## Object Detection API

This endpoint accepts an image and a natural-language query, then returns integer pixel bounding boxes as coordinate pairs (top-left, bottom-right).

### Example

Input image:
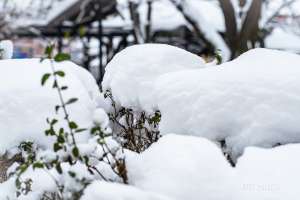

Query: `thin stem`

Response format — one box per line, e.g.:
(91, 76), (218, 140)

(49, 59), (77, 148)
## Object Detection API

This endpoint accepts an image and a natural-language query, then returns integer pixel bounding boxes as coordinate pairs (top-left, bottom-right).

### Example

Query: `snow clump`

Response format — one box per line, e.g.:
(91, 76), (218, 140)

(103, 45), (300, 159)
(0, 59), (101, 154)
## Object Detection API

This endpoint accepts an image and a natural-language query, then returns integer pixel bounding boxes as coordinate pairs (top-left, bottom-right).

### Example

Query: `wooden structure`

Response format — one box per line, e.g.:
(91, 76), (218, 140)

(16, 0), (135, 83)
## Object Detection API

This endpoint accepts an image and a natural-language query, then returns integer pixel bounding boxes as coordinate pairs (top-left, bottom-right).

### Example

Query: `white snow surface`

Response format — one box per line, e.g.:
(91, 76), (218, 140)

(2, 133), (300, 200)
(93, 108), (110, 128)
(81, 181), (172, 200)
(102, 44), (206, 111)
(127, 134), (236, 200)
(0, 167), (57, 200)
(0, 59), (101, 154)
(104, 45), (300, 158)
(115, 0), (224, 32)
(155, 48), (300, 159)
(235, 144), (300, 200)
(2, 0), (78, 27)
(126, 134), (300, 200)
(266, 28), (300, 52)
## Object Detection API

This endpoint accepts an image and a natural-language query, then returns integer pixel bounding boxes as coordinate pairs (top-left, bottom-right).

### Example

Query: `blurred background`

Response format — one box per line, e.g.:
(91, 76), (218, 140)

(1, 0), (300, 82)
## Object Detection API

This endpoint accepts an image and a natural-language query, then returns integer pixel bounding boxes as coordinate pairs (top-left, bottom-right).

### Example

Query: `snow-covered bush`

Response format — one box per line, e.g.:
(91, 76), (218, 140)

(2, 42), (300, 200)
(0, 45), (127, 200)
(102, 44), (206, 152)
(104, 90), (161, 153)
(103, 44), (300, 162)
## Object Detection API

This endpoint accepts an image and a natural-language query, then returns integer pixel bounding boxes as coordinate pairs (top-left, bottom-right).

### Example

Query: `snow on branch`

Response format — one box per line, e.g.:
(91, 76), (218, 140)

(169, 0), (230, 61)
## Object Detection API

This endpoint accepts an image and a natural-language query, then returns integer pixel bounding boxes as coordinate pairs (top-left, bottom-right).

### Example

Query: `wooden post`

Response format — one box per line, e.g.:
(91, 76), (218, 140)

(145, 0), (153, 43)
(57, 26), (63, 53)
(98, 3), (104, 83)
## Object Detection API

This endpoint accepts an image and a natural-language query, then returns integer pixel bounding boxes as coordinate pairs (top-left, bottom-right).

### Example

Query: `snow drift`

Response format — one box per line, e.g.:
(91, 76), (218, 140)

(127, 134), (236, 200)
(0, 59), (101, 154)
(127, 134), (300, 200)
(104, 44), (300, 159)
(102, 43), (206, 111)
(81, 181), (172, 200)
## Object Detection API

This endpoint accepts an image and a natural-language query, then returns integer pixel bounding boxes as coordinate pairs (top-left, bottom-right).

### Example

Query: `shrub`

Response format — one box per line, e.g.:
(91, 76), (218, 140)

(105, 90), (161, 153)
(10, 45), (127, 200)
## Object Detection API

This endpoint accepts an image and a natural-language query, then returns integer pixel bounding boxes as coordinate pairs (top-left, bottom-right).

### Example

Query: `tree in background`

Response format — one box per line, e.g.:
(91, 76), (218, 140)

(1, 0), (300, 60)
(171, 0), (300, 59)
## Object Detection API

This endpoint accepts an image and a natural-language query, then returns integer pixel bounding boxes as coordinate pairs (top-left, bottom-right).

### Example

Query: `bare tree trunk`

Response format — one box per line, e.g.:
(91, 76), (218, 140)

(129, 1), (144, 44)
(238, 0), (262, 54)
(218, 0), (238, 58)
(145, 0), (153, 43)
(218, 0), (262, 58)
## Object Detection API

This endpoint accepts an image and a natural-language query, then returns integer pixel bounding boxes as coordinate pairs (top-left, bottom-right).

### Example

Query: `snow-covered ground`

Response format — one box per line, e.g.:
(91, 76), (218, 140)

(127, 134), (300, 200)
(1, 44), (300, 199)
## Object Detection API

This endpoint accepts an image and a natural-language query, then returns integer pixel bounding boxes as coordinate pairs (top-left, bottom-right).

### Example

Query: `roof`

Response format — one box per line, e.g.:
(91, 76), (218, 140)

(5, 0), (117, 28)
(48, 0), (118, 27)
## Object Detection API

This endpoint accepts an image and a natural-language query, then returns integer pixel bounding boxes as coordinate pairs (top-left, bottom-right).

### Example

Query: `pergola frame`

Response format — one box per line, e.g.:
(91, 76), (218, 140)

(15, 0), (135, 83)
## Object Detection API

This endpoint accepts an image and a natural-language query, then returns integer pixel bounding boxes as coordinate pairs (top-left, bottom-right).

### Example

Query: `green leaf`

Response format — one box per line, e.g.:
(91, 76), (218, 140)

(79, 26), (87, 37)
(45, 130), (50, 136)
(53, 143), (62, 152)
(55, 105), (60, 113)
(59, 128), (64, 134)
(33, 162), (44, 169)
(45, 128), (55, 136)
(54, 53), (71, 62)
(54, 70), (65, 77)
(66, 98), (78, 105)
(19, 164), (29, 174)
(41, 73), (51, 86)
(83, 155), (89, 164)
(75, 128), (87, 133)
(45, 44), (54, 59)
(57, 133), (65, 143)
(91, 127), (99, 135)
(51, 119), (58, 125)
(15, 178), (21, 188)
(55, 163), (63, 174)
(72, 147), (79, 157)
(69, 121), (78, 129)
(61, 86), (68, 90)
(68, 171), (76, 178)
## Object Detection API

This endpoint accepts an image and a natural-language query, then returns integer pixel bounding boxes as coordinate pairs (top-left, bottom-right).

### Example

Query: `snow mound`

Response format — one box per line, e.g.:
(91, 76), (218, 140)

(127, 134), (236, 200)
(102, 44), (206, 111)
(154, 48), (300, 159)
(81, 181), (172, 200)
(0, 167), (57, 200)
(126, 134), (300, 200)
(104, 45), (300, 159)
(236, 144), (300, 200)
(0, 59), (101, 154)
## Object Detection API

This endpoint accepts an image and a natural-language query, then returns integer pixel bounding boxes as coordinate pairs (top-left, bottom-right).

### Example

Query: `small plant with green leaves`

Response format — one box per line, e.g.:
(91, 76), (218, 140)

(11, 44), (127, 200)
